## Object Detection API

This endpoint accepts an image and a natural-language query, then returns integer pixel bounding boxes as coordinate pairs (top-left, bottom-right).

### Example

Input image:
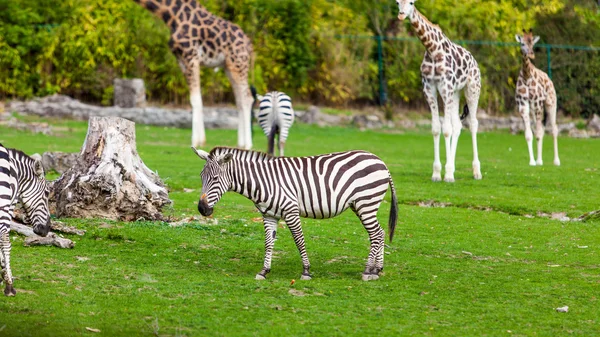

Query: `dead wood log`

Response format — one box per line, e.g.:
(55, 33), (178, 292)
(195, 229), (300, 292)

(10, 221), (75, 249)
(51, 116), (171, 221)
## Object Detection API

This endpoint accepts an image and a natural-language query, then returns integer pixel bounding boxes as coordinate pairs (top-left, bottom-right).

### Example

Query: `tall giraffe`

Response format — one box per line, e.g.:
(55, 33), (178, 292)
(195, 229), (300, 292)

(134, 0), (254, 149)
(396, 0), (482, 182)
(515, 29), (560, 166)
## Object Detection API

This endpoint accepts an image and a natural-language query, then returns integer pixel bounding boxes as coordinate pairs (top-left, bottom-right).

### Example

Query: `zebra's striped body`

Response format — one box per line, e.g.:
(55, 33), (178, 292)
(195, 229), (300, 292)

(192, 146), (398, 281)
(0, 144), (51, 296)
(255, 91), (294, 156)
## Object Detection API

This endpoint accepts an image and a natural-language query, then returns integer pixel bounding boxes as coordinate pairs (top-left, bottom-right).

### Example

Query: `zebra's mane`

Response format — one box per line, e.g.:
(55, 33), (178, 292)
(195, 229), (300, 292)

(210, 147), (274, 162)
(6, 147), (35, 165)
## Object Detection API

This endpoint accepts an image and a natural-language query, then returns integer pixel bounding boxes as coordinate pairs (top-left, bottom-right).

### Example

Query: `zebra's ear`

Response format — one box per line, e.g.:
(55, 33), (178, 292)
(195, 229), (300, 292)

(217, 153), (233, 165)
(191, 147), (210, 161)
(34, 159), (45, 177)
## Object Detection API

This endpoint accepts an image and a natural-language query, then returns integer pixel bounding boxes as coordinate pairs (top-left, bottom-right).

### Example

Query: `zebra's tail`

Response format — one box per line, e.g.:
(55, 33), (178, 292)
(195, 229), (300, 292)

(388, 173), (398, 243)
(250, 85), (258, 136)
(267, 121), (279, 155)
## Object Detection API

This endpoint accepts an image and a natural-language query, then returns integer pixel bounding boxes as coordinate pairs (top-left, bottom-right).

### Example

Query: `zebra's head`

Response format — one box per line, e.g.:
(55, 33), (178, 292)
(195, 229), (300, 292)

(21, 158), (51, 237)
(191, 147), (234, 217)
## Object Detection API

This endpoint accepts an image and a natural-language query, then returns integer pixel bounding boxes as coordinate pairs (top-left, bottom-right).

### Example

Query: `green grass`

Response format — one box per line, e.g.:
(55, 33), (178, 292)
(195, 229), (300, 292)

(0, 117), (599, 336)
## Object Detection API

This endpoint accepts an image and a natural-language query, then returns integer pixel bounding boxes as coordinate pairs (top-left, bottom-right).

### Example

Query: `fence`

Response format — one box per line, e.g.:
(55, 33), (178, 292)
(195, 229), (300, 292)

(335, 34), (600, 116)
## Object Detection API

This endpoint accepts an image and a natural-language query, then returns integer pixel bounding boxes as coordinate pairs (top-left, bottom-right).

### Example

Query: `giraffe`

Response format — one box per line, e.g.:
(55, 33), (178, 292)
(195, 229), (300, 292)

(134, 0), (254, 149)
(396, 0), (482, 182)
(515, 29), (560, 166)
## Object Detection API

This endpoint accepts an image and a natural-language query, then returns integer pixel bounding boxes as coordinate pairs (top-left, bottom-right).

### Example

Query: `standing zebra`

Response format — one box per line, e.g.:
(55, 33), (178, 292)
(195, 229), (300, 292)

(255, 91), (295, 156)
(0, 144), (51, 296)
(191, 146), (398, 281)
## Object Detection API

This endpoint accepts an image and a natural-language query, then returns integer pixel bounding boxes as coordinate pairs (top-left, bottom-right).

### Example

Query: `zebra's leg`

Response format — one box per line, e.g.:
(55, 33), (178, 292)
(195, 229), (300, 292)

(278, 141), (285, 157)
(284, 212), (311, 280)
(0, 230), (16, 296)
(256, 216), (278, 280)
(352, 204), (385, 281)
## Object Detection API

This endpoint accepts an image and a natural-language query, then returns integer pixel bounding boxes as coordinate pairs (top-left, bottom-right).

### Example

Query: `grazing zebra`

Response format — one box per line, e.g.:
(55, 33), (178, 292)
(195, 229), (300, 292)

(255, 91), (295, 156)
(191, 146), (398, 281)
(0, 144), (51, 296)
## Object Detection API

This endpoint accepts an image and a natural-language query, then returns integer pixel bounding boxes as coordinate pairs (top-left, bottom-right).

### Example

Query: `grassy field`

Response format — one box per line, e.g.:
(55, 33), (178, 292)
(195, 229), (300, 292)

(0, 115), (599, 336)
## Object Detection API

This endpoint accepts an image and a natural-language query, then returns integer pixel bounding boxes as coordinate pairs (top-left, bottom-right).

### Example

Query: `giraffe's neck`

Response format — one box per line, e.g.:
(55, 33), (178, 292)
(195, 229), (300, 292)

(135, 0), (209, 33)
(521, 53), (535, 80)
(409, 8), (448, 55)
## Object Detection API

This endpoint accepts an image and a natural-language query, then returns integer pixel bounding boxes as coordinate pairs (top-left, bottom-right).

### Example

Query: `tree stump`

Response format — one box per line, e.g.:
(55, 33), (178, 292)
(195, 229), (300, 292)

(52, 116), (171, 221)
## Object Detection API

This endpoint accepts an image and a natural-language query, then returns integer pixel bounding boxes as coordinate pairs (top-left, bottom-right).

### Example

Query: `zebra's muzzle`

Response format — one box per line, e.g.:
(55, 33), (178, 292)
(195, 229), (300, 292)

(33, 219), (50, 237)
(198, 199), (213, 217)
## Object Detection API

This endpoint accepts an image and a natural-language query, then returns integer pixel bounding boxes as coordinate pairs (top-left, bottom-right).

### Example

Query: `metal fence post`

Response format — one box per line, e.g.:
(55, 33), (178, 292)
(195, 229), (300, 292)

(546, 46), (552, 79)
(376, 35), (387, 106)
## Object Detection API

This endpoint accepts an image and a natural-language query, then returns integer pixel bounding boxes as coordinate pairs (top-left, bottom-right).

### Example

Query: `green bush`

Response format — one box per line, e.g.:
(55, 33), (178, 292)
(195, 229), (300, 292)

(0, 0), (597, 116)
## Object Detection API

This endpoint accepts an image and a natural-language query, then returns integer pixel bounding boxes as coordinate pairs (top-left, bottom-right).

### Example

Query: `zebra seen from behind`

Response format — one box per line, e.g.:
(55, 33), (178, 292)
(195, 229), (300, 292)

(255, 91), (295, 156)
(0, 144), (51, 296)
(191, 146), (398, 281)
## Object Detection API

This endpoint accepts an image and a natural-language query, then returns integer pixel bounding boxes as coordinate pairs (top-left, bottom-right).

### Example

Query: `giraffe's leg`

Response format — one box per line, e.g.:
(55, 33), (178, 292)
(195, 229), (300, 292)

(284, 211), (311, 280)
(1, 230), (16, 296)
(519, 102), (536, 166)
(534, 107), (544, 166)
(183, 60), (205, 148)
(440, 89), (459, 182)
(448, 92), (462, 182)
(423, 81), (442, 181)
(256, 216), (278, 280)
(466, 77), (482, 180)
(225, 66), (253, 149)
(546, 98), (560, 166)
(351, 201), (385, 281)
(278, 141), (285, 157)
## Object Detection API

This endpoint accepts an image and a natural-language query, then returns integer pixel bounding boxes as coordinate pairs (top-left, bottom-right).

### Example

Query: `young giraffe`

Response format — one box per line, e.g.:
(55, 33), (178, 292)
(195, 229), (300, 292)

(515, 29), (560, 166)
(396, 0), (482, 182)
(134, 0), (254, 149)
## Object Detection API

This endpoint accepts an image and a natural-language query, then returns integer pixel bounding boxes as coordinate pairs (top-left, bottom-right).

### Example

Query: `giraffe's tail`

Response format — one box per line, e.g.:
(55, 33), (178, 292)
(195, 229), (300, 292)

(460, 104), (469, 121)
(387, 172), (398, 243)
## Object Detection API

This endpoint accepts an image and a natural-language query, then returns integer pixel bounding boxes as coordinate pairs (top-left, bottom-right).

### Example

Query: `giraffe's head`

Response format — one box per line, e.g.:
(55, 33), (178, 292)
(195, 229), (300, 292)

(396, 0), (417, 21)
(191, 147), (234, 217)
(515, 29), (540, 60)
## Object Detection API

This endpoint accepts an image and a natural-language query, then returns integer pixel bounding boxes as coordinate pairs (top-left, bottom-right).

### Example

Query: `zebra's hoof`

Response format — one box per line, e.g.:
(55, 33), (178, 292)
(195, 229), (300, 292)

(4, 285), (16, 296)
(300, 274), (312, 281)
(255, 274), (266, 281)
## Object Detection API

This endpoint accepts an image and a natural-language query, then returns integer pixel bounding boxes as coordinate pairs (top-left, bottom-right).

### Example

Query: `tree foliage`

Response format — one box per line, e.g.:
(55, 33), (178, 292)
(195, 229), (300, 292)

(0, 0), (597, 116)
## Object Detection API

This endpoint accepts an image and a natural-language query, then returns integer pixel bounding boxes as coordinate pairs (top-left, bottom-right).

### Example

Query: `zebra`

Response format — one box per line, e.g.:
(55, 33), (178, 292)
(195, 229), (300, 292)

(191, 146), (398, 281)
(254, 91), (295, 156)
(0, 144), (51, 296)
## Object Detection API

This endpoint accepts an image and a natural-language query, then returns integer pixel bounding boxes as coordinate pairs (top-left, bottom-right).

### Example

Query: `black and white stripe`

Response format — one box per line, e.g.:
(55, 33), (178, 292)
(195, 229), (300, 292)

(0, 144), (51, 296)
(192, 146), (398, 281)
(255, 91), (295, 156)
